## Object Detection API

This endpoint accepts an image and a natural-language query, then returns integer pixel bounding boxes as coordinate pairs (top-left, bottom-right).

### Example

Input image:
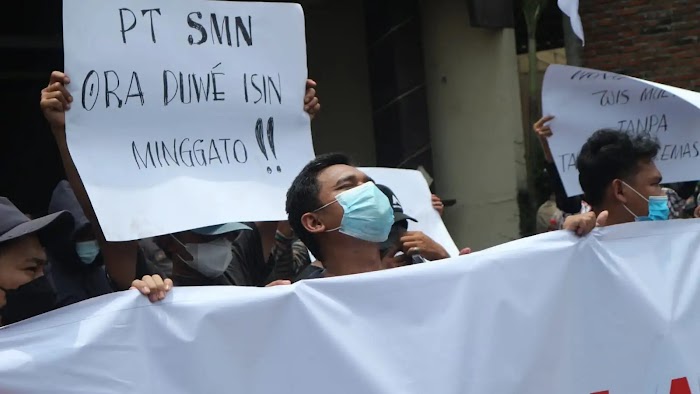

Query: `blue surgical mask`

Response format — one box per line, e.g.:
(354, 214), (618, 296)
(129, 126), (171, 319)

(621, 182), (670, 222)
(315, 182), (394, 243)
(75, 240), (100, 264)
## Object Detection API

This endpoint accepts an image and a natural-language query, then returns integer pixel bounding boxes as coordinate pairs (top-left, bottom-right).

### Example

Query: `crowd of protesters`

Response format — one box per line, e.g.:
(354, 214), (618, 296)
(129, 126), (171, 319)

(0, 68), (694, 326)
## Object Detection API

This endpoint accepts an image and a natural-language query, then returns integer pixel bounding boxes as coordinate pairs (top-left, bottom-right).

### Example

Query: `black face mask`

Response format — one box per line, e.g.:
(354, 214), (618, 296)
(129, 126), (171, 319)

(1, 276), (57, 325)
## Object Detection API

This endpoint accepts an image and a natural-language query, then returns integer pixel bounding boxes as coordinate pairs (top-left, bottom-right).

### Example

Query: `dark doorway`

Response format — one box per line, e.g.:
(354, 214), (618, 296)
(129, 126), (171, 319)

(1, 1), (64, 216)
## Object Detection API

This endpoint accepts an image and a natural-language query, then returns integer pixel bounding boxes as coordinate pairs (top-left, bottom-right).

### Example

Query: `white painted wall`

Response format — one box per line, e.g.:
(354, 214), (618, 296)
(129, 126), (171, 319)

(420, 0), (522, 250)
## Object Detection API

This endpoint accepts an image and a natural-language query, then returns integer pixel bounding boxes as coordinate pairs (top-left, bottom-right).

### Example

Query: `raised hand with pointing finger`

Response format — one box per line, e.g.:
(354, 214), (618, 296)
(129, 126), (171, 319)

(533, 115), (555, 163)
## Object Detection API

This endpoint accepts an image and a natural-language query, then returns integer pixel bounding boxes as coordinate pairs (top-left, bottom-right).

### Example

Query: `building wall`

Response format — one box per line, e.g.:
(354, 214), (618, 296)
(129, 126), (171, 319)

(581, 0), (700, 88)
(305, 0), (377, 166)
(420, 0), (522, 250)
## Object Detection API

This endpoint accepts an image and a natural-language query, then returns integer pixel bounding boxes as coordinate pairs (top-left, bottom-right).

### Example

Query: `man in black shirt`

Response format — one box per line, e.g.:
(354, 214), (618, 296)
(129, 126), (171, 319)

(295, 183), (450, 280)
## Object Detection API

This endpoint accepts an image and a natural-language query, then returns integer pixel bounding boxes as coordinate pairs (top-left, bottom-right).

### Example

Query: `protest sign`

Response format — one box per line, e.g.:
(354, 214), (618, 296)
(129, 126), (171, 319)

(361, 167), (460, 257)
(542, 65), (700, 196)
(63, 0), (313, 241)
(2, 219), (700, 393)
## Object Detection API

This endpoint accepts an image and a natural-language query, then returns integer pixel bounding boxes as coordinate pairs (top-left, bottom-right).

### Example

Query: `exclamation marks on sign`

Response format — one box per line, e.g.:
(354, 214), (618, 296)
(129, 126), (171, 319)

(255, 116), (280, 174)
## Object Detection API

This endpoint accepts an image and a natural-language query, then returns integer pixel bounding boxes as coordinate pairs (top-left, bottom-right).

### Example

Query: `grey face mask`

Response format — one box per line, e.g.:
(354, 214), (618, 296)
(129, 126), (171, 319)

(171, 236), (233, 278)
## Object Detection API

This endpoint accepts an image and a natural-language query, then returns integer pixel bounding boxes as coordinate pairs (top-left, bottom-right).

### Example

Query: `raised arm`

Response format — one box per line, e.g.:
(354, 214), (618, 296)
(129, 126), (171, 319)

(534, 116), (583, 214)
(40, 71), (138, 290)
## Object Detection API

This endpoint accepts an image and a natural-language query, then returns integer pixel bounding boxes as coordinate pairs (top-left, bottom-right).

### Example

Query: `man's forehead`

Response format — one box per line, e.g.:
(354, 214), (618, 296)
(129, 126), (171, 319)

(12, 236), (47, 263)
(317, 164), (368, 188)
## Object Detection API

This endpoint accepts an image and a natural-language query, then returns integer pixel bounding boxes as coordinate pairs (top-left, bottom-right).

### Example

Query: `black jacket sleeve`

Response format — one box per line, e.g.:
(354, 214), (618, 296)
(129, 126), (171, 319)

(546, 162), (583, 215)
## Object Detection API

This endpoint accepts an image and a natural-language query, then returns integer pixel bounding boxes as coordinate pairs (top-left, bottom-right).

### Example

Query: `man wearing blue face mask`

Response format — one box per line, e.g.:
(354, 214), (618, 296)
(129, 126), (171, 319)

(0, 181), (113, 324)
(286, 153), (394, 279)
(562, 129), (670, 235)
(43, 181), (115, 308)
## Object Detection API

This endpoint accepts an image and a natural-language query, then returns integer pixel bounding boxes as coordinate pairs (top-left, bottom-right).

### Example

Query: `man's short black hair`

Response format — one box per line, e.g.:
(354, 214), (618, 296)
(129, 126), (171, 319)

(286, 153), (352, 261)
(576, 129), (660, 206)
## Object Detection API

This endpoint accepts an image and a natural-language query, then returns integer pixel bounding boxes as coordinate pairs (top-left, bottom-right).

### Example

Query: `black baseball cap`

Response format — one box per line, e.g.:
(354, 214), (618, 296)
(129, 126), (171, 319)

(0, 197), (73, 245)
(376, 184), (417, 224)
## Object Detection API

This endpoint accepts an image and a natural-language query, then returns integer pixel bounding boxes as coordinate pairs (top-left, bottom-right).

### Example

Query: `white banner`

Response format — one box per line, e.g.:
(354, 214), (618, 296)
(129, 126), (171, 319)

(63, 0), (313, 241)
(361, 167), (460, 256)
(542, 64), (700, 196)
(2, 220), (700, 393)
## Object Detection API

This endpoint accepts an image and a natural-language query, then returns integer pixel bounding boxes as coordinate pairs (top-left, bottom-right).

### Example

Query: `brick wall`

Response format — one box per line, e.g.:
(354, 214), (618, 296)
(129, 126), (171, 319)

(580, 0), (700, 89)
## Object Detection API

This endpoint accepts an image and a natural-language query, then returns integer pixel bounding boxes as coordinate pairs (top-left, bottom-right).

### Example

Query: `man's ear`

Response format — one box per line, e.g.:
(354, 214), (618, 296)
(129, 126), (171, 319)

(301, 212), (326, 234)
(611, 179), (628, 204)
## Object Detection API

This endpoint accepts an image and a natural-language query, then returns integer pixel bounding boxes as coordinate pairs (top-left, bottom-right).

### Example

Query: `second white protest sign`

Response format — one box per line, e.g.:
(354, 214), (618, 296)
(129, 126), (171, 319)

(542, 64), (700, 197)
(63, 0), (313, 241)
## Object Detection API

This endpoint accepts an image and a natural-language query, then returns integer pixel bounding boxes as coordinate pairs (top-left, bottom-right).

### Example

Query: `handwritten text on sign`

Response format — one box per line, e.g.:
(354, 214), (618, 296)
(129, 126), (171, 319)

(63, 0), (313, 241)
(542, 65), (700, 197)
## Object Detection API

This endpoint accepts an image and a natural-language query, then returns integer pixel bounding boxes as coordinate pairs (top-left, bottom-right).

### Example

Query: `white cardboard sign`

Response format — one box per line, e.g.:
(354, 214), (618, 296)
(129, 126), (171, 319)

(542, 65), (700, 197)
(63, 0), (313, 241)
(361, 167), (460, 257)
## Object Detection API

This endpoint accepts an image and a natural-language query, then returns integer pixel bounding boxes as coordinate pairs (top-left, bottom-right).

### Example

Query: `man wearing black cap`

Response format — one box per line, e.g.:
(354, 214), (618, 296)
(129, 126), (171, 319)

(0, 197), (72, 320)
(375, 185), (449, 268)
(0, 195), (174, 324)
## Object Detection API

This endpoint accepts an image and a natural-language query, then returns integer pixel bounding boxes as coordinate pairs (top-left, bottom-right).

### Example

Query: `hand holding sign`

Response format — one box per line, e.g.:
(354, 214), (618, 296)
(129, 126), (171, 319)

(431, 195), (444, 216)
(533, 115), (555, 163)
(40, 72), (73, 132)
(304, 79), (320, 119)
(533, 116), (554, 139)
